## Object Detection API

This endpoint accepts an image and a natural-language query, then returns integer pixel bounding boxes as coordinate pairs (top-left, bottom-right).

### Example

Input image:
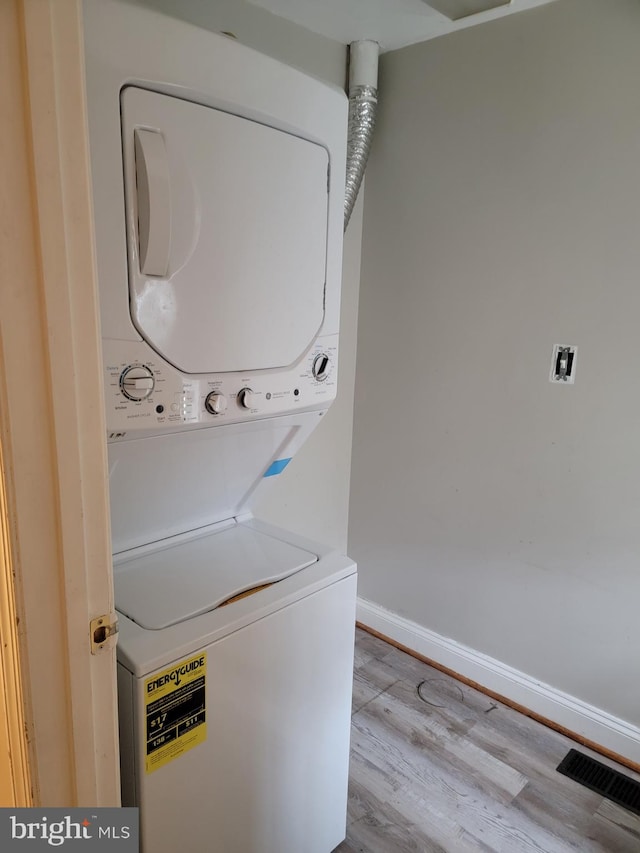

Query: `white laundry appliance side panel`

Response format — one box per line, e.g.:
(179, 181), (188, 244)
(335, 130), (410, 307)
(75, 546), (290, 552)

(129, 574), (357, 853)
(121, 87), (329, 375)
(117, 663), (137, 808)
(83, 0), (346, 351)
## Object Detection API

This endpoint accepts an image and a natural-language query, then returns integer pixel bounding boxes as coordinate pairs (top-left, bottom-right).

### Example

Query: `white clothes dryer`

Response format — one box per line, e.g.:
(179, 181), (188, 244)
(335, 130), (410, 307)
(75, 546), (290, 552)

(83, 2), (355, 851)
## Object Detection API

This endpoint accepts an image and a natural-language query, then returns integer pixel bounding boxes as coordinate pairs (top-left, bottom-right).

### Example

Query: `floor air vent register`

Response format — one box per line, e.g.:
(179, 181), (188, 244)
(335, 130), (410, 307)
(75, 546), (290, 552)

(557, 749), (640, 815)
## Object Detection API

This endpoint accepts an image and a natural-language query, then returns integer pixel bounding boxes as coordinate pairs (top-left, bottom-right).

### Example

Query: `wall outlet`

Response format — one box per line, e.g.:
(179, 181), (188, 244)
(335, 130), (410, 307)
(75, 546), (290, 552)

(550, 344), (577, 384)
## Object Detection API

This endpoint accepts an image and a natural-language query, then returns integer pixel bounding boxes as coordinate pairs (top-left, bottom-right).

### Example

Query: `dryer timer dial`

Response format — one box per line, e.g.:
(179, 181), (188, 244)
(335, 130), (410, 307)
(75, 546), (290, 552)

(312, 353), (330, 381)
(205, 392), (228, 415)
(237, 388), (255, 409)
(120, 365), (155, 401)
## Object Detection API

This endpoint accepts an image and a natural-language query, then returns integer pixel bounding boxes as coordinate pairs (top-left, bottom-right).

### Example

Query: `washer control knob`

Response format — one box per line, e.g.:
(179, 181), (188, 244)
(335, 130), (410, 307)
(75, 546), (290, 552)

(312, 353), (330, 381)
(237, 388), (255, 410)
(120, 365), (155, 401)
(205, 392), (227, 415)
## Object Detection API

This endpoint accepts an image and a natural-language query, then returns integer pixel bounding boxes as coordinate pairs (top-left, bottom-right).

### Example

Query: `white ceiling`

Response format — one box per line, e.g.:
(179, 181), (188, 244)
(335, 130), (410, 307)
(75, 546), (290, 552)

(245, 0), (557, 52)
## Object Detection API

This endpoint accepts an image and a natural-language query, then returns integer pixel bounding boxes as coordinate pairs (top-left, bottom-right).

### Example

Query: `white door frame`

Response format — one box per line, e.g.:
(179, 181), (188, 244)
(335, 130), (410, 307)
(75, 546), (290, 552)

(0, 0), (120, 806)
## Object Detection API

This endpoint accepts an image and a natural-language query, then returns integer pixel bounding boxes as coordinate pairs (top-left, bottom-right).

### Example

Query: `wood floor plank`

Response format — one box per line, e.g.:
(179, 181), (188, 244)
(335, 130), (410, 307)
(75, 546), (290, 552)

(345, 776), (453, 852)
(354, 628), (395, 663)
(349, 703), (561, 853)
(347, 734), (490, 853)
(338, 629), (640, 853)
(594, 798), (640, 838)
(352, 653), (401, 714)
(343, 812), (445, 853)
(357, 676), (529, 803)
(512, 779), (639, 853)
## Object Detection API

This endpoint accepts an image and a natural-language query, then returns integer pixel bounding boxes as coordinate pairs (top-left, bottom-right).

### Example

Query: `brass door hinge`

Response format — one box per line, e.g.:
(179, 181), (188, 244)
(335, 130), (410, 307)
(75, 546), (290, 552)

(90, 613), (119, 654)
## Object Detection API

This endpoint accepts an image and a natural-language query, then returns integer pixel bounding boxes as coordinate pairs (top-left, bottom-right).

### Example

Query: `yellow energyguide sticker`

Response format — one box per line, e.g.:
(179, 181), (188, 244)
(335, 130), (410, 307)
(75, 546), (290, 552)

(144, 652), (207, 773)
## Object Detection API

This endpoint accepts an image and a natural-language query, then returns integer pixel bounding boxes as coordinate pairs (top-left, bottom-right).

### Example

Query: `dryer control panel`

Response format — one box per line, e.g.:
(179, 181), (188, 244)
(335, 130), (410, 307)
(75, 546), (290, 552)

(104, 335), (338, 439)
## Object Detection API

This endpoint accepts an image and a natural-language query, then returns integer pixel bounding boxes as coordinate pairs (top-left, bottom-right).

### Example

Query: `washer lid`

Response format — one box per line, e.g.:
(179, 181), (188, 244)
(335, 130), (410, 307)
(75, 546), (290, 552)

(113, 525), (318, 630)
(121, 87), (329, 374)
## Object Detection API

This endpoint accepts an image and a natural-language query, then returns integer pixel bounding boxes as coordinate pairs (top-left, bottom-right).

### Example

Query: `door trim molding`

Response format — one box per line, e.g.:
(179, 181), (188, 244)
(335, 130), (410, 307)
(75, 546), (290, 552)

(0, 0), (119, 805)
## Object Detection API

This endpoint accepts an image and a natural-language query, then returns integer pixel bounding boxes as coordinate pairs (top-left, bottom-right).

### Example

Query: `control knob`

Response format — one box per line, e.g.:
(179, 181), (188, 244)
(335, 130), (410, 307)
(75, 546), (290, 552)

(120, 365), (155, 401)
(237, 388), (255, 410)
(312, 353), (330, 381)
(205, 392), (227, 415)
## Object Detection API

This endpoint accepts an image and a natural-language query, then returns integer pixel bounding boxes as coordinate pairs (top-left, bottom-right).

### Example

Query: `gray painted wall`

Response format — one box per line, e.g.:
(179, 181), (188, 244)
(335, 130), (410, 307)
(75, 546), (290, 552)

(349, 0), (640, 724)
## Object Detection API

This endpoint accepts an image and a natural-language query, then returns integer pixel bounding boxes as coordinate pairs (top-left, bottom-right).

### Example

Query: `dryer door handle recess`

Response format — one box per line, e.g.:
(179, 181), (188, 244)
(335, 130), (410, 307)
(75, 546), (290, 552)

(134, 128), (171, 277)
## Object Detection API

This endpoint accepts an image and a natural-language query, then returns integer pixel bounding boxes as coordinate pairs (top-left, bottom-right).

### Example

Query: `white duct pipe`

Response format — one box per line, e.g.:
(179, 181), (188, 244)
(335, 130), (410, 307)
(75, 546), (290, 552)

(344, 40), (379, 231)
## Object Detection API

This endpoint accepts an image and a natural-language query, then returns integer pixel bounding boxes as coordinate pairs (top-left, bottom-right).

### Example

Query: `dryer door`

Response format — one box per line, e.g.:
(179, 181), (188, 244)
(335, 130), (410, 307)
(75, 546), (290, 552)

(120, 87), (329, 374)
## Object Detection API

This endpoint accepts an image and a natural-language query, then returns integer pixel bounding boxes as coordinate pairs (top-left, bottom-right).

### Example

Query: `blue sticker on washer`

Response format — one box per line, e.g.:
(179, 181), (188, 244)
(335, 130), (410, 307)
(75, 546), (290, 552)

(263, 458), (292, 477)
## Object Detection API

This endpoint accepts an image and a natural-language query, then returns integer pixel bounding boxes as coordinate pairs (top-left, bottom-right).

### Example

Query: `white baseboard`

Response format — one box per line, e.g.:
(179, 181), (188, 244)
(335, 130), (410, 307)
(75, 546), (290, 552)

(357, 598), (640, 766)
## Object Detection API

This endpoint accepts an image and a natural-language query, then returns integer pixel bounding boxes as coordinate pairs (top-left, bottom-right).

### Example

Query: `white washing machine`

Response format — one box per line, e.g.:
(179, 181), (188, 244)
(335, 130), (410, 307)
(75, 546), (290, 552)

(83, 2), (355, 851)
(114, 516), (356, 853)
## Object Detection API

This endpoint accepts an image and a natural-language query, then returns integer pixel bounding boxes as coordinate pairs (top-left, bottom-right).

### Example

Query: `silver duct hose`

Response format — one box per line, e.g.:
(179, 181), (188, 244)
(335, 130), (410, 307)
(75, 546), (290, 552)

(344, 41), (379, 232)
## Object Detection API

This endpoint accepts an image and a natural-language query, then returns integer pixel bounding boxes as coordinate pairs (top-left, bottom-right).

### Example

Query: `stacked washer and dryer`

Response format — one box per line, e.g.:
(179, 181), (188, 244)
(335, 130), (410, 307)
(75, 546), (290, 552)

(83, 2), (356, 851)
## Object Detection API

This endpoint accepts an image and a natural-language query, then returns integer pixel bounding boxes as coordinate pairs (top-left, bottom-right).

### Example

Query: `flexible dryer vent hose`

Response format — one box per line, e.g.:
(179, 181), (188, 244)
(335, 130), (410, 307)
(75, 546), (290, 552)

(344, 40), (379, 232)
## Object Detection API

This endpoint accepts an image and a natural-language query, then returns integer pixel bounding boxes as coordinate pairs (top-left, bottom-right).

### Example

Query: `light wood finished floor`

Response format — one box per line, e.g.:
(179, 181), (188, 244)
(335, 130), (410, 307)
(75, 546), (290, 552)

(336, 628), (640, 853)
